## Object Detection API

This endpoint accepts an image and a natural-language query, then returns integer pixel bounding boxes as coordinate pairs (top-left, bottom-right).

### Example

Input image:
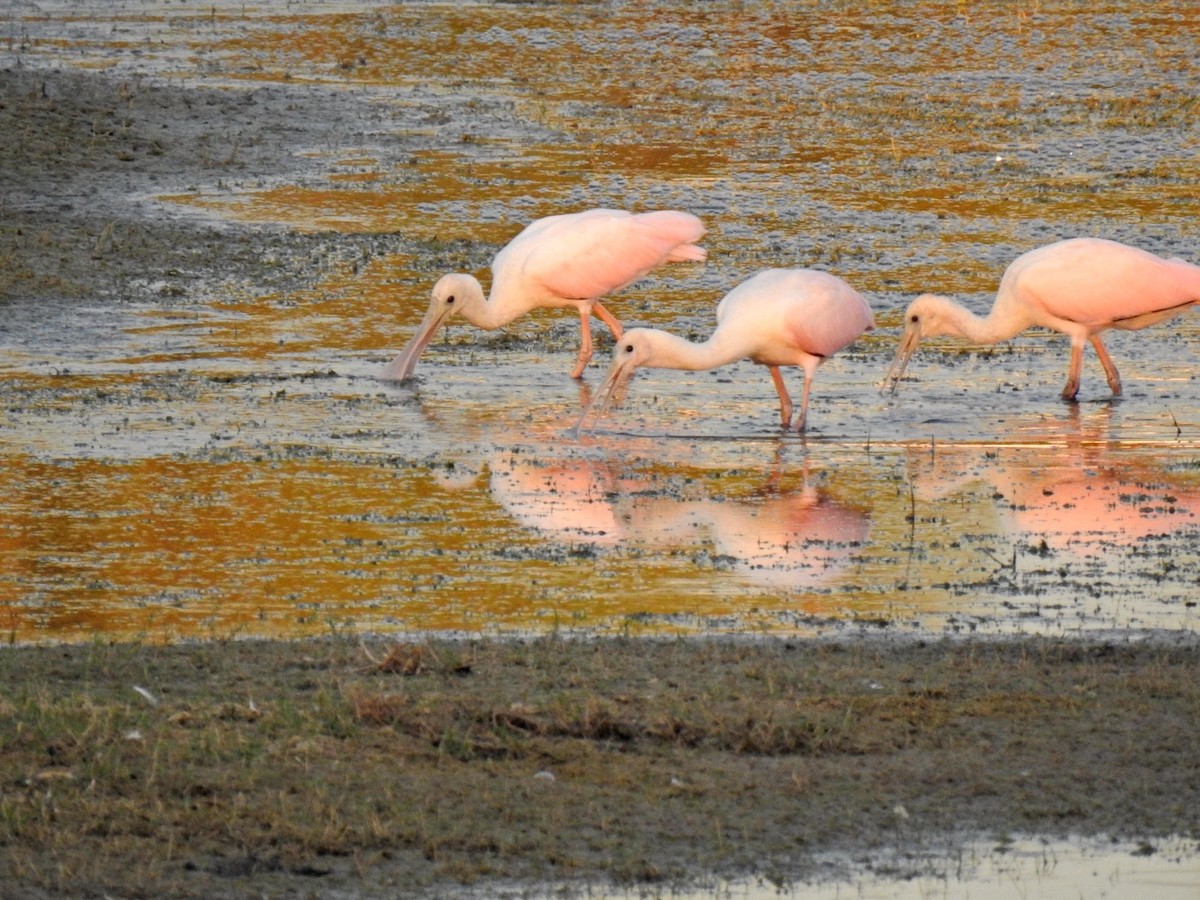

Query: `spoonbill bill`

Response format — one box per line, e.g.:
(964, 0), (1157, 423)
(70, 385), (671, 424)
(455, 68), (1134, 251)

(577, 268), (875, 433)
(381, 208), (707, 381)
(883, 237), (1200, 400)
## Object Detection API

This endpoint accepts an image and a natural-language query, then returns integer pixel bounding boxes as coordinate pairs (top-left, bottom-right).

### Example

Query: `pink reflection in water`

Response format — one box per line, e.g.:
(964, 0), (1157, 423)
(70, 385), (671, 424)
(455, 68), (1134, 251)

(910, 408), (1200, 552)
(488, 454), (870, 590)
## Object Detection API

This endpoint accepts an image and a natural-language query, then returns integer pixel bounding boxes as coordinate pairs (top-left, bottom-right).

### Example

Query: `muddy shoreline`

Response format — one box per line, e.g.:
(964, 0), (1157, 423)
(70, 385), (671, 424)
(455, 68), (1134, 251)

(2, 633), (1199, 899)
(0, 65), (415, 350)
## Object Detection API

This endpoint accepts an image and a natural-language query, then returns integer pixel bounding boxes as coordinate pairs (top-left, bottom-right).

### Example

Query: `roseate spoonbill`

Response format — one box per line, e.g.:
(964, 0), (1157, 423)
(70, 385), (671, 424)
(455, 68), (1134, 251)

(577, 268), (875, 432)
(381, 208), (707, 381)
(883, 237), (1200, 400)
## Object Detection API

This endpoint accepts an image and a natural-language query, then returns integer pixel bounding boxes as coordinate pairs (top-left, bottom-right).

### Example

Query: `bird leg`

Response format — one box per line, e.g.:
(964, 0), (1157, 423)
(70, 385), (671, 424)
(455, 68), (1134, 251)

(571, 309), (595, 379)
(794, 374), (813, 432)
(571, 303), (625, 379)
(592, 301), (624, 341)
(1061, 341), (1084, 402)
(769, 366), (794, 430)
(1089, 334), (1123, 396)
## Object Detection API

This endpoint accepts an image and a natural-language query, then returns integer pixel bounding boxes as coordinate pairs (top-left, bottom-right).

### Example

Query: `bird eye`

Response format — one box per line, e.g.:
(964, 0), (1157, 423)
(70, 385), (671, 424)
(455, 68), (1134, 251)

(909, 314), (919, 323)
(624, 344), (634, 353)
(446, 295), (456, 304)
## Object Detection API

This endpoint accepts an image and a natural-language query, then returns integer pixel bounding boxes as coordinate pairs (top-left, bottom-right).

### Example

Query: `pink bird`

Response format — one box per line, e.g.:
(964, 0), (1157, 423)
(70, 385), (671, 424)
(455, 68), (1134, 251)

(381, 208), (707, 381)
(577, 268), (875, 432)
(884, 237), (1200, 400)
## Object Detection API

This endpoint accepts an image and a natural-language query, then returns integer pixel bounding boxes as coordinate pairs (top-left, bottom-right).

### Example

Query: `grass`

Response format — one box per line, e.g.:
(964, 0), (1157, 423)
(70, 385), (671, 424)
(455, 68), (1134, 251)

(1, 634), (1198, 897)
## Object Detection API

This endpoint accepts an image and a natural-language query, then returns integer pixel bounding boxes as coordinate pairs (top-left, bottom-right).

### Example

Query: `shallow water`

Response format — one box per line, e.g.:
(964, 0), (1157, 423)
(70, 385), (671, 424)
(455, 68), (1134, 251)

(4, 348), (1200, 642)
(593, 836), (1200, 900)
(3, 0), (1200, 643)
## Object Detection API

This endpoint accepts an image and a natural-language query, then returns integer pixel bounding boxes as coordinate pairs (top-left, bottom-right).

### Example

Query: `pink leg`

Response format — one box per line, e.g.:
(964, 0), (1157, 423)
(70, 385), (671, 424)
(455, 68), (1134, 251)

(572, 309), (594, 379)
(1062, 341), (1083, 401)
(1090, 334), (1122, 396)
(592, 301), (624, 341)
(769, 366), (793, 429)
(794, 373), (813, 432)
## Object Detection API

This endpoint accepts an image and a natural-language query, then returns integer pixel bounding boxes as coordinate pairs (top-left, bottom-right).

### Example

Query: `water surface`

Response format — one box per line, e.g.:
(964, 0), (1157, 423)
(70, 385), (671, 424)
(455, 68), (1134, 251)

(3, 0), (1199, 643)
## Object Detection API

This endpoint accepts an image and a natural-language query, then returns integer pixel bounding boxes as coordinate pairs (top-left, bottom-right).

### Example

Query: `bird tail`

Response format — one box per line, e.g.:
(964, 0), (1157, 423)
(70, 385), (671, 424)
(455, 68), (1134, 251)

(636, 210), (708, 264)
(667, 243), (707, 263)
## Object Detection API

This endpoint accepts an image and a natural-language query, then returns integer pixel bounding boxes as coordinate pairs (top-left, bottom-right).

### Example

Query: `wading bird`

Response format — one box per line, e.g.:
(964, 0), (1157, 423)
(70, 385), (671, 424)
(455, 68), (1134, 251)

(576, 268), (875, 433)
(883, 237), (1200, 400)
(381, 208), (707, 381)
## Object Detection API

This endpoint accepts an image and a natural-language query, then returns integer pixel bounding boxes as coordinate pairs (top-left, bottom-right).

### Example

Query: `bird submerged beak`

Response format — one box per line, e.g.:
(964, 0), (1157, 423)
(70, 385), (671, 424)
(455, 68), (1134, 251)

(380, 299), (455, 381)
(573, 352), (638, 435)
(882, 325), (921, 395)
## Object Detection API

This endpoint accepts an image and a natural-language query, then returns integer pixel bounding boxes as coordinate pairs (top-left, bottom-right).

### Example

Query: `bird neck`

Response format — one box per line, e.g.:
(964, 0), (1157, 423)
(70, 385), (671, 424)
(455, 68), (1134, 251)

(643, 330), (744, 372)
(461, 299), (505, 331)
(925, 294), (1027, 345)
(449, 277), (509, 331)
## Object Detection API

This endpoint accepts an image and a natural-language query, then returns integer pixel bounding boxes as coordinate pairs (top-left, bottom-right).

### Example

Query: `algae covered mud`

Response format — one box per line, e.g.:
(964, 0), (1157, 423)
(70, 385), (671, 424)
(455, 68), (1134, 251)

(2, 1), (1199, 643)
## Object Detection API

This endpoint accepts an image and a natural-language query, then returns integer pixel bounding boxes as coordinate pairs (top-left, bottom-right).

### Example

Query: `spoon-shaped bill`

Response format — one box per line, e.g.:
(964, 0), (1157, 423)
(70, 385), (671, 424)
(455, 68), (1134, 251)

(381, 300), (454, 381)
(574, 353), (638, 434)
(881, 325), (921, 395)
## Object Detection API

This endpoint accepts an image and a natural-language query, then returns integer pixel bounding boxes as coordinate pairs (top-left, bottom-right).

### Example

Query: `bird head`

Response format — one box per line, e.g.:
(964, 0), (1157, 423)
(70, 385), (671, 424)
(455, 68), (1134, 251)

(380, 273), (483, 381)
(573, 329), (659, 433)
(882, 293), (950, 395)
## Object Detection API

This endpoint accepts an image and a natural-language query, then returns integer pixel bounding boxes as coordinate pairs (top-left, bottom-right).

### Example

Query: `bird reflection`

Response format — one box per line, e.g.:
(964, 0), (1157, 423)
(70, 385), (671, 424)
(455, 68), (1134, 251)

(907, 407), (1200, 550)
(487, 453), (870, 589)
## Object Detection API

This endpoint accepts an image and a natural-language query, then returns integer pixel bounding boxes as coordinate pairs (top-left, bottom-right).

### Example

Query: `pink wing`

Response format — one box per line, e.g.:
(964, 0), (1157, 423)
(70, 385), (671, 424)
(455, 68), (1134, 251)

(762, 270), (874, 357)
(717, 269), (873, 360)
(492, 209), (706, 305)
(1013, 238), (1200, 327)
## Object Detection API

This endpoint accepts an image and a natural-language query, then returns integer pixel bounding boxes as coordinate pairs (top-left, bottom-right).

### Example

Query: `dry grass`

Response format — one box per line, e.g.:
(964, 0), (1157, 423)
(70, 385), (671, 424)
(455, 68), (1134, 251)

(1, 635), (1198, 898)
